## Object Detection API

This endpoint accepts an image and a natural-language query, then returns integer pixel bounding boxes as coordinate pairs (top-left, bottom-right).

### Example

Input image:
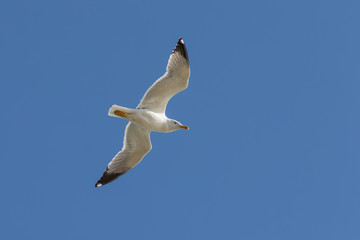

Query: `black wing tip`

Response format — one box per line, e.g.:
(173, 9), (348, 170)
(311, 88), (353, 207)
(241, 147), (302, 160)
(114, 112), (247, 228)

(172, 37), (189, 62)
(94, 169), (124, 188)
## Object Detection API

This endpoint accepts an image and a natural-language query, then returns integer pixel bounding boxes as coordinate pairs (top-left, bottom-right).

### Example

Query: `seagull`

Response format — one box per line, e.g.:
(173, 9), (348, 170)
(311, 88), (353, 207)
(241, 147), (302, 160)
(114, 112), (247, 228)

(95, 38), (190, 187)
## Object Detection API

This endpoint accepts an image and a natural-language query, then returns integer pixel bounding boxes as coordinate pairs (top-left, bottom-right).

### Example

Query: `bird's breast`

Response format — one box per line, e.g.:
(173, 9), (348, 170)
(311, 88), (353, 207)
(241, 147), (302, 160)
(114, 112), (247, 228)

(129, 110), (169, 132)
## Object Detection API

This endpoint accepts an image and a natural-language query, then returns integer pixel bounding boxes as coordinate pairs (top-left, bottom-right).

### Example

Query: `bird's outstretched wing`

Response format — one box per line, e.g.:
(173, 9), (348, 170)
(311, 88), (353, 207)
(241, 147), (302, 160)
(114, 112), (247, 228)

(95, 123), (152, 187)
(137, 38), (190, 113)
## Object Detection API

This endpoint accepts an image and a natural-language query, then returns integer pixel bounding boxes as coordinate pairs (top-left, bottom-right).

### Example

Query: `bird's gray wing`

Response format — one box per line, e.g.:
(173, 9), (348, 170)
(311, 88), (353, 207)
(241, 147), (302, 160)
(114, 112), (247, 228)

(95, 122), (152, 187)
(137, 38), (190, 113)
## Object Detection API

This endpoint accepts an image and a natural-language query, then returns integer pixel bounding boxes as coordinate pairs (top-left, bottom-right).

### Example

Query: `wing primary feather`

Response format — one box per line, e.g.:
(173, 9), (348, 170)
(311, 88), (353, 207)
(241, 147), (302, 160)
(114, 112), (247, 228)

(95, 167), (127, 187)
(172, 38), (189, 63)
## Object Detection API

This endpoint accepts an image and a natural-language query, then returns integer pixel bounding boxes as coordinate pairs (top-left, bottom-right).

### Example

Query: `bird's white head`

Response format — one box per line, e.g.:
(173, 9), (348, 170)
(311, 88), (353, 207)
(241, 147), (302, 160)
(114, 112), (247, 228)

(168, 119), (189, 132)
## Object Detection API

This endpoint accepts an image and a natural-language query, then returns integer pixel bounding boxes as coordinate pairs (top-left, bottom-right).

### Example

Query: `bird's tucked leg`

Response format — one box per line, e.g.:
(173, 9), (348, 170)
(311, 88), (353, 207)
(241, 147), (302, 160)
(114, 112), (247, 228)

(114, 110), (129, 118)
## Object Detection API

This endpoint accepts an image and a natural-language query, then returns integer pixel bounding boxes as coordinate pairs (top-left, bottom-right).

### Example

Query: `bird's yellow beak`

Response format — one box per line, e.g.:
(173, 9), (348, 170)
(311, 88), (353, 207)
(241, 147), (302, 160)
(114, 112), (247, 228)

(180, 125), (189, 130)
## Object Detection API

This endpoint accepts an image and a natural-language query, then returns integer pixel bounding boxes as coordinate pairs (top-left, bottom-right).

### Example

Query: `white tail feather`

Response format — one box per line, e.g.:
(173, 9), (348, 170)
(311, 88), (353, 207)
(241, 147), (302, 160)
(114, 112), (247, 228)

(108, 105), (134, 118)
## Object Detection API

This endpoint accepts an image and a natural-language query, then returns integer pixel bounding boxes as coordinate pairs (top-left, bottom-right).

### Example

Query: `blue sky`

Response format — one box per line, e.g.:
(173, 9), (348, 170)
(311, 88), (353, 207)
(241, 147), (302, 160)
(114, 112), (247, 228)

(1, 0), (360, 239)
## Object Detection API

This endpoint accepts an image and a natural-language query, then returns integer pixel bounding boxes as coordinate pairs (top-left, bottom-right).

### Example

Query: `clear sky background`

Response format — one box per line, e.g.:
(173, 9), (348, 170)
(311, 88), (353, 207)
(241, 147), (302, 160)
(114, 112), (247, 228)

(1, 0), (359, 239)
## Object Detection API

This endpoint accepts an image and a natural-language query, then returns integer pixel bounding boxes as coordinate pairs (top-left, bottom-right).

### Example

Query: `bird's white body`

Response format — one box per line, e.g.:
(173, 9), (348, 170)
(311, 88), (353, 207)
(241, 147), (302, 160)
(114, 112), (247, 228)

(109, 105), (174, 133)
(130, 110), (169, 132)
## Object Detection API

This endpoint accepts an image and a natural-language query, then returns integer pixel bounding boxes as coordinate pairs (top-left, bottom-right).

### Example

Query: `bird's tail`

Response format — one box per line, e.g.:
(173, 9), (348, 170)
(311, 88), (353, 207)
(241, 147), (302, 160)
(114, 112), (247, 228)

(108, 105), (134, 119)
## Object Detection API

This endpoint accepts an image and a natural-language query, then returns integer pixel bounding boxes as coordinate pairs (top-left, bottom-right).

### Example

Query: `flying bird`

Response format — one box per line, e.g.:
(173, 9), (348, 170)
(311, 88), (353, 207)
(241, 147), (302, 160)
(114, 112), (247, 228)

(95, 38), (190, 187)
